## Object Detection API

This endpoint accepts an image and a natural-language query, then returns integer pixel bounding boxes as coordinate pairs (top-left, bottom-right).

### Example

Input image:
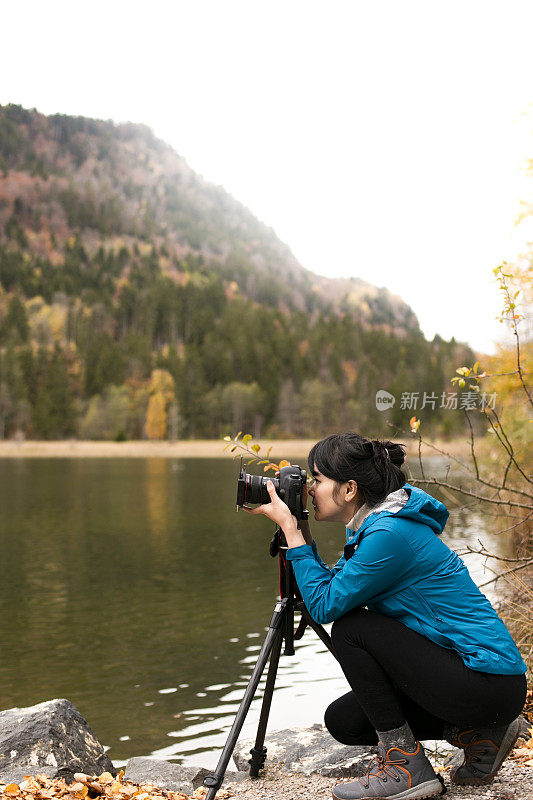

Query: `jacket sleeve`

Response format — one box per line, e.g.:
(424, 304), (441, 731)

(286, 528), (413, 623)
(289, 541), (346, 575)
(310, 540), (333, 572)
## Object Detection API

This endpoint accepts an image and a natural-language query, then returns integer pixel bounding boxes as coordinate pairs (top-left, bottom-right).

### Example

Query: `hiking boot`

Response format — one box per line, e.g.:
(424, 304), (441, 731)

(449, 717), (522, 786)
(331, 741), (444, 799)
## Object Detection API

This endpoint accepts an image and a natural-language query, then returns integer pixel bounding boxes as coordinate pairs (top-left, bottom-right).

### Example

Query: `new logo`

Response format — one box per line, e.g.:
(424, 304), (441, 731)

(375, 390), (396, 411)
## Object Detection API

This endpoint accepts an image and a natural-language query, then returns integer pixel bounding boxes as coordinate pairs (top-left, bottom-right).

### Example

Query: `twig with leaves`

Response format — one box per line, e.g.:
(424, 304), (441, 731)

(223, 432), (289, 473)
(493, 263), (533, 409)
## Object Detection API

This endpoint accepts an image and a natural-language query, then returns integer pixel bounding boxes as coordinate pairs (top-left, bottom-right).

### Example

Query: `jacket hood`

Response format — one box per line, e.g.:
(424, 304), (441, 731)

(355, 483), (449, 537)
(387, 483), (448, 534)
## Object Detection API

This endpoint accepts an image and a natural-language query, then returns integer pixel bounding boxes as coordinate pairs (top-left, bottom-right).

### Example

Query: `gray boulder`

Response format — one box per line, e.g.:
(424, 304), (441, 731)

(0, 698), (115, 784)
(234, 723), (377, 777)
(125, 757), (247, 794)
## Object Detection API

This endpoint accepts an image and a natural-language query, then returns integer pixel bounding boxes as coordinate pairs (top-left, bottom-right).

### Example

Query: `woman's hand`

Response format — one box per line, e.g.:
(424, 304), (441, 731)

(243, 480), (306, 548)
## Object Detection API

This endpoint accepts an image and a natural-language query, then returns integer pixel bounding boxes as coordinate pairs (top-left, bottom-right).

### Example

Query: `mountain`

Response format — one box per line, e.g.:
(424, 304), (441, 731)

(0, 104), (418, 331)
(0, 104), (473, 440)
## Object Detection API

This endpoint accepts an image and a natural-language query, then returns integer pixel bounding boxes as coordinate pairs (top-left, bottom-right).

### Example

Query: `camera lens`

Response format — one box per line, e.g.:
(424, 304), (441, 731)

(236, 469), (280, 507)
(247, 474), (280, 504)
(246, 475), (266, 504)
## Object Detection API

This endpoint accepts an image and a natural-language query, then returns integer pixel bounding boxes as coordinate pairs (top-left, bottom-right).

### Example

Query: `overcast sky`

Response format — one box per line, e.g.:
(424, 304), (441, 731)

(2, 1), (533, 353)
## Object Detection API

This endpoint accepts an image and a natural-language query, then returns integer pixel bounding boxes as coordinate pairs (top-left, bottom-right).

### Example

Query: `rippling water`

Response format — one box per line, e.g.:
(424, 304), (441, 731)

(0, 456), (509, 769)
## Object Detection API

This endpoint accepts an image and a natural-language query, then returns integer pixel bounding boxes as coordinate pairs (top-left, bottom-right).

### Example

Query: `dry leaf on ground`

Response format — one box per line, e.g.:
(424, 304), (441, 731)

(510, 728), (533, 767)
(0, 771), (195, 800)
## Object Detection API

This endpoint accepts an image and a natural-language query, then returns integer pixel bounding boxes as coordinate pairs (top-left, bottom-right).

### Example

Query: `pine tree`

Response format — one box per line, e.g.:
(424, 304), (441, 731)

(0, 294), (29, 344)
(33, 345), (76, 438)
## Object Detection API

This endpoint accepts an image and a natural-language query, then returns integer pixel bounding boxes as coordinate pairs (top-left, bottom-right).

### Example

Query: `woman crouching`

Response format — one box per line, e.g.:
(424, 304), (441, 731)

(245, 431), (527, 800)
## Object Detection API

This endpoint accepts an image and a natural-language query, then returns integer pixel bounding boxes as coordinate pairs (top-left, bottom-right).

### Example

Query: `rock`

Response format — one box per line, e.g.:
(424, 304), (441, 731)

(0, 698), (115, 784)
(125, 759), (208, 794)
(234, 723), (377, 777)
(0, 766), (58, 786)
(125, 757), (247, 794)
(517, 715), (531, 740)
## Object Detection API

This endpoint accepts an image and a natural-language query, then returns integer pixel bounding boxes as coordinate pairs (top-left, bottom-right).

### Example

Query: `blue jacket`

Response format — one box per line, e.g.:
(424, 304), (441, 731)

(286, 484), (526, 675)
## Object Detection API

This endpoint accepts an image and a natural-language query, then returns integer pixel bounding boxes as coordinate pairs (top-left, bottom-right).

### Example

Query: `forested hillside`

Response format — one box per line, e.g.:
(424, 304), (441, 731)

(0, 104), (474, 440)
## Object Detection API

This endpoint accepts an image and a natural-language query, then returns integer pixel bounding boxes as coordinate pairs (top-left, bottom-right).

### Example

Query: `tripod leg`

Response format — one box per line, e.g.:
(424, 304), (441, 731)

(248, 624), (283, 776)
(300, 605), (337, 658)
(203, 599), (288, 800)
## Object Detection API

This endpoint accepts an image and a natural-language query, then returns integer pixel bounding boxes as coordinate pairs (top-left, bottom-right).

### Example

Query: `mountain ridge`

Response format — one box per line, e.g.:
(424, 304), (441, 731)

(0, 103), (419, 332)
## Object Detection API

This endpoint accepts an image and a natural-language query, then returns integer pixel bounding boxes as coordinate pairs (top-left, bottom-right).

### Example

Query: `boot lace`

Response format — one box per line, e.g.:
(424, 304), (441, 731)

(458, 731), (497, 773)
(360, 751), (408, 789)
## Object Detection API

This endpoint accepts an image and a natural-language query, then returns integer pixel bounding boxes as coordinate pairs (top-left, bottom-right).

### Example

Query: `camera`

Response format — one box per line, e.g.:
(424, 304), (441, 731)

(236, 463), (309, 521)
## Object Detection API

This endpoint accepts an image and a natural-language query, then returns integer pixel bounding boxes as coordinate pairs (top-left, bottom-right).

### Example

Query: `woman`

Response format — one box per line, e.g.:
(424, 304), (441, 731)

(244, 432), (527, 800)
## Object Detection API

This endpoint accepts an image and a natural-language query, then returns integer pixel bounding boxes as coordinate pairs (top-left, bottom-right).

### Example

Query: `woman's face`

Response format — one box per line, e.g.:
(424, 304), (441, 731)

(308, 464), (358, 524)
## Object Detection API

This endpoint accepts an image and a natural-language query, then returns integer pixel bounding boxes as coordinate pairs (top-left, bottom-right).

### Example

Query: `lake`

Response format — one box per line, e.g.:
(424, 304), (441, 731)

(0, 456), (511, 769)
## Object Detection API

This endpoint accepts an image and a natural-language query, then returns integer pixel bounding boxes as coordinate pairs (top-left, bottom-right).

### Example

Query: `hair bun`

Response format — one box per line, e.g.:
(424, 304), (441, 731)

(384, 441), (406, 468)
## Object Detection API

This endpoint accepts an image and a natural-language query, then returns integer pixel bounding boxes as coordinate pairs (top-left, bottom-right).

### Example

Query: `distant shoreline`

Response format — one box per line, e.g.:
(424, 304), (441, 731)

(0, 438), (470, 459)
(0, 439), (316, 459)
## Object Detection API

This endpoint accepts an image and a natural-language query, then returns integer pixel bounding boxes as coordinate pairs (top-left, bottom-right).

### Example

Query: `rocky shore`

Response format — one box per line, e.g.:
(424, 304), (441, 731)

(0, 700), (531, 800)
(224, 760), (533, 800)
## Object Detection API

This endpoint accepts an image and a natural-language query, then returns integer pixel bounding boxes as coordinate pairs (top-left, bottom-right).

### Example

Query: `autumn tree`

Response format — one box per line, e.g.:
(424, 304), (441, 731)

(145, 368), (176, 440)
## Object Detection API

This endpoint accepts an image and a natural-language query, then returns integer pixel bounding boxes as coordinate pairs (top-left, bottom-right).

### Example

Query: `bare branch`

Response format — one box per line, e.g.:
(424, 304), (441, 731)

(464, 411), (480, 480)
(502, 453), (513, 490)
(477, 559), (533, 589)
(501, 273), (533, 410)
(490, 406), (515, 454)
(456, 542), (529, 563)
(485, 407), (532, 486)
(515, 330), (533, 408)
(408, 477), (533, 510)
(392, 421), (532, 500)
(417, 433), (426, 481)
(410, 436), (472, 475)
(474, 369), (529, 380)
(495, 509), (533, 534)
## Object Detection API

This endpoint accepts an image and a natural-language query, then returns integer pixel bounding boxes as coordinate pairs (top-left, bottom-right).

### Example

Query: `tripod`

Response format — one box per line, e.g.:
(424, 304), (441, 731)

(202, 527), (337, 800)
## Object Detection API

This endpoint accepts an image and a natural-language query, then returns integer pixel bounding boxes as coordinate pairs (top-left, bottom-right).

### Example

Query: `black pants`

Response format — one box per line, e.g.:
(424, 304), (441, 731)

(325, 608), (527, 745)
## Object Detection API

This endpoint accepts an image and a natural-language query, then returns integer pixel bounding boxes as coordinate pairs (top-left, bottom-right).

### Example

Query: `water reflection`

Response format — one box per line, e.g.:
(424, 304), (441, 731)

(145, 458), (172, 542)
(0, 456), (510, 769)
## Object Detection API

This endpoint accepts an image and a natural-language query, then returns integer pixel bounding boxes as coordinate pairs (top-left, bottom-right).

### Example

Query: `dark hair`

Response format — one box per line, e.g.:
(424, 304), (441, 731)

(308, 431), (406, 508)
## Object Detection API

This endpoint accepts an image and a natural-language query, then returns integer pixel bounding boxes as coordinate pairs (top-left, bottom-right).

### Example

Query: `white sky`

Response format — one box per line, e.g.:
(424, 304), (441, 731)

(2, 0), (533, 353)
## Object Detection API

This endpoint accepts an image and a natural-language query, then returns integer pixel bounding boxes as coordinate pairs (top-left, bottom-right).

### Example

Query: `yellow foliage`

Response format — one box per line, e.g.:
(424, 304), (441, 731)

(138, 242), (152, 256)
(148, 369), (175, 402)
(488, 267), (531, 397)
(341, 360), (358, 388)
(145, 393), (167, 440)
(26, 298), (67, 344)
